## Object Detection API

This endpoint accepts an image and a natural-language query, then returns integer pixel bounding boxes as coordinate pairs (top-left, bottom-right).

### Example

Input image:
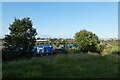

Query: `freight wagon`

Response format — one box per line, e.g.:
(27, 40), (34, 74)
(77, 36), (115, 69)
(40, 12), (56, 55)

(33, 44), (53, 56)
(33, 43), (78, 56)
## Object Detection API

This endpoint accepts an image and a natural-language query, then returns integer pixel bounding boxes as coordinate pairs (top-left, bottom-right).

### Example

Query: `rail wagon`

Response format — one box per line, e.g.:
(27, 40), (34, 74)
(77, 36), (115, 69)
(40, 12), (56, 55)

(33, 44), (53, 56)
(67, 43), (78, 48)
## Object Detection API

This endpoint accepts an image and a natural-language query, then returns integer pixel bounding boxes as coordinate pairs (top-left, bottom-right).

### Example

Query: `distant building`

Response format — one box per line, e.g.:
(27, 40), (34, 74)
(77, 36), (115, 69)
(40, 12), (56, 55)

(36, 39), (49, 42)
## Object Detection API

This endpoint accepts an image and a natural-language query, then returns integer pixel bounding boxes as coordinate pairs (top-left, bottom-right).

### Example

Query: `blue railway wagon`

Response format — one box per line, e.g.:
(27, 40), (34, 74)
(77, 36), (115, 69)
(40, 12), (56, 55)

(67, 43), (77, 48)
(33, 44), (53, 54)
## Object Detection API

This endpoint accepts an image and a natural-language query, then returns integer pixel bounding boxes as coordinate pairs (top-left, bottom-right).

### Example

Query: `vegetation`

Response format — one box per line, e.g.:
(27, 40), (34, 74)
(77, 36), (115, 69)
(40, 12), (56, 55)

(2, 53), (119, 78)
(53, 40), (61, 47)
(2, 18), (119, 78)
(2, 17), (37, 61)
(74, 29), (104, 53)
(2, 42), (120, 78)
(0, 39), (4, 46)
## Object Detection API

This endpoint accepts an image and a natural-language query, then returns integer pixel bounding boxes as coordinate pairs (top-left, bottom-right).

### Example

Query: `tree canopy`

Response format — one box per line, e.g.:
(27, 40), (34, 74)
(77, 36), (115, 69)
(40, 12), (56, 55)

(3, 17), (37, 60)
(74, 29), (102, 53)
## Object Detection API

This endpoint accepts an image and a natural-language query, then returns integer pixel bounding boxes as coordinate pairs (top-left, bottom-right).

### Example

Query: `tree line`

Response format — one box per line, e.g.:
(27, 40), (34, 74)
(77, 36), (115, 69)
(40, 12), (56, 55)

(2, 17), (105, 61)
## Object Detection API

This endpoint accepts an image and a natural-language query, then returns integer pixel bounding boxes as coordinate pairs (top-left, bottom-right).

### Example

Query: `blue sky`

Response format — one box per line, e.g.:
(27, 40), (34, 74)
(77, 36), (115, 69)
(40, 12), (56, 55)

(2, 2), (118, 38)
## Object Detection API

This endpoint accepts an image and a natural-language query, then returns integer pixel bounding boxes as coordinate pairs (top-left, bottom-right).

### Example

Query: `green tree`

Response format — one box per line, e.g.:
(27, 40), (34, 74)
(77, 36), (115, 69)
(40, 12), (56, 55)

(74, 29), (102, 53)
(3, 17), (37, 60)
(54, 40), (60, 47)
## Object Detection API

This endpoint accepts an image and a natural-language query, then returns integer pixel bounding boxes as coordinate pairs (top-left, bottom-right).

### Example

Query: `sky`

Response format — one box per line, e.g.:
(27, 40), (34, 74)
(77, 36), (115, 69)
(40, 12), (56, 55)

(1, 0), (119, 2)
(1, 2), (118, 39)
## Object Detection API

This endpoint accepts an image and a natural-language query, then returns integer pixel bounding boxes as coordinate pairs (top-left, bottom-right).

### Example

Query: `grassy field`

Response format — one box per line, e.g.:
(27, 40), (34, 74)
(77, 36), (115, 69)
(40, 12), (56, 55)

(2, 53), (119, 78)
(2, 43), (120, 78)
(0, 50), (2, 79)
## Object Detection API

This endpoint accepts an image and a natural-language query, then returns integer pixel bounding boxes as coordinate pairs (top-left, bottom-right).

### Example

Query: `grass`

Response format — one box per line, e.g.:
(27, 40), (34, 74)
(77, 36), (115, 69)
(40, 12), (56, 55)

(2, 53), (119, 78)
(2, 42), (120, 78)
(0, 50), (1, 79)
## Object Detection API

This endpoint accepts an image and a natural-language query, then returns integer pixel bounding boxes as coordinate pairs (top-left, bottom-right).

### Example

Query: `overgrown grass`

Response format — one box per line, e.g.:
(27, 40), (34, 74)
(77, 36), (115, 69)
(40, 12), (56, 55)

(2, 53), (118, 78)
(101, 43), (120, 56)
(2, 42), (119, 78)
(0, 50), (2, 79)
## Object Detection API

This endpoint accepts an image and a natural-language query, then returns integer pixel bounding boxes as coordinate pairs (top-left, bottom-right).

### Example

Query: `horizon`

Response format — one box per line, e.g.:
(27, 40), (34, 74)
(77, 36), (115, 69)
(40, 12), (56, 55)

(1, 2), (118, 39)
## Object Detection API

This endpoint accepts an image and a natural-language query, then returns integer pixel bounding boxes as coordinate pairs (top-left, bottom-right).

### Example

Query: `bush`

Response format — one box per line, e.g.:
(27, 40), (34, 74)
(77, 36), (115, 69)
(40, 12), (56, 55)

(74, 29), (103, 53)
(96, 44), (105, 54)
(68, 48), (80, 54)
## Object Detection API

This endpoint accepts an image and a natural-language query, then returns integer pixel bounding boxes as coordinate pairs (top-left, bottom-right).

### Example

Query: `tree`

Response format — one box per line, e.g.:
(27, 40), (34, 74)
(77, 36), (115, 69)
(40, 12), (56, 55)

(54, 40), (60, 47)
(74, 29), (102, 53)
(3, 17), (37, 60)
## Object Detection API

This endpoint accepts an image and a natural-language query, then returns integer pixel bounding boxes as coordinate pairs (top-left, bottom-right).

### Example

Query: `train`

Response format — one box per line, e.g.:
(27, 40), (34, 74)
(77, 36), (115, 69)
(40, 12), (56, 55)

(33, 44), (53, 56)
(33, 43), (77, 56)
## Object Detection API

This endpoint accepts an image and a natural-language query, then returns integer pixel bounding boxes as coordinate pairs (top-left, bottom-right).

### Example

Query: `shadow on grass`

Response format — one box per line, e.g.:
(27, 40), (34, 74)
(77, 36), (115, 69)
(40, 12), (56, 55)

(111, 51), (120, 55)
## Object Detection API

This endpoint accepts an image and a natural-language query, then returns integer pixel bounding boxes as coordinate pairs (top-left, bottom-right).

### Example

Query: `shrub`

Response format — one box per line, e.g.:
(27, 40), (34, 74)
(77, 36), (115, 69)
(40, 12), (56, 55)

(97, 44), (105, 54)
(74, 29), (103, 53)
(68, 48), (80, 54)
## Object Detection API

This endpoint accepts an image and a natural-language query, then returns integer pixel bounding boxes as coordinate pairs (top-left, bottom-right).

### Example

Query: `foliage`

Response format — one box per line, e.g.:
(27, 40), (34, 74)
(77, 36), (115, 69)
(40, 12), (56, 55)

(3, 17), (37, 61)
(68, 48), (80, 54)
(35, 42), (40, 45)
(74, 29), (102, 53)
(53, 40), (60, 47)
(97, 44), (106, 53)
